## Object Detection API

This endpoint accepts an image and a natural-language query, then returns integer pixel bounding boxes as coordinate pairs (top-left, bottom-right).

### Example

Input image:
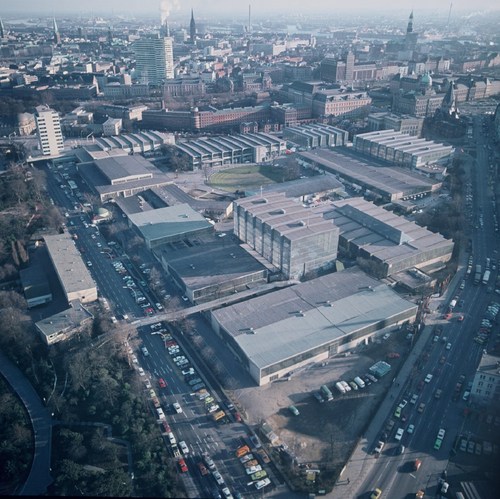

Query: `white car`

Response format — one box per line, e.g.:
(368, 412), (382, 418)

(156, 303), (163, 310)
(221, 487), (233, 499)
(179, 441), (189, 454)
(246, 465), (262, 474)
(407, 424), (415, 434)
(446, 343), (452, 350)
(395, 428), (404, 441)
(87, 261), (92, 267)
(111, 316), (117, 324)
(213, 470), (224, 485)
(167, 432), (176, 445)
(255, 478), (271, 490)
(437, 428), (446, 440)
(424, 374), (433, 383)
(410, 394), (419, 405)
(182, 295), (189, 302)
(173, 402), (182, 413)
(398, 400), (408, 409)
(138, 367), (145, 376)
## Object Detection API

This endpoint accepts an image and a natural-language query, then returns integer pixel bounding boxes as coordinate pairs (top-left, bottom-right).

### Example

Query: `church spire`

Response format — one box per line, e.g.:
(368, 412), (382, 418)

(407, 10), (414, 34)
(53, 16), (61, 45)
(190, 8), (196, 44)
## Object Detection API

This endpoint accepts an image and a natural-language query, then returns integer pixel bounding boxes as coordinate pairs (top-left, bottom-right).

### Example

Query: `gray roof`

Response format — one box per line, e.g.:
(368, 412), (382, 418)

(35, 300), (93, 339)
(128, 204), (213, 242)
(95, 155), (152, 183)
(44, 233), (96, 295)
(298, 148), (439, 198)
(19, 266), (51, 300)
(245, 175), (343, 198)
(212, 267), (417, 370)
(164, 239), (267, 291)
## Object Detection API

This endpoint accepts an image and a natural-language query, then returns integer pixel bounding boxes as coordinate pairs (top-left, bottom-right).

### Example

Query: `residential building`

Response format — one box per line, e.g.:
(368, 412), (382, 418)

(35, 105), (64, 156)
(134, 34), (174, 85)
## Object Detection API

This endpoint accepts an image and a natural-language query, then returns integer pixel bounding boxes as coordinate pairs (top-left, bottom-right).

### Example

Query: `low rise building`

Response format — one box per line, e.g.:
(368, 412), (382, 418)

(470, 352), (500, 408)
(210, 267), (418, 385)
(128, 203), (213, 250)
(102, 117), (122, 136)
(283, 123), (348, 149)
(35, 300), (93, 345)
(367, 113), (424, 137)
(19, 266), (52, 308)
(44, 233), (97, 304)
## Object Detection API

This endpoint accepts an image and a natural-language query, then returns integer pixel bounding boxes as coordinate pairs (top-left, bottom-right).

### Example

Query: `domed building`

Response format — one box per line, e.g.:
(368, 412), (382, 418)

(420, 71), (432, 89)
(93, 206), (112, 223)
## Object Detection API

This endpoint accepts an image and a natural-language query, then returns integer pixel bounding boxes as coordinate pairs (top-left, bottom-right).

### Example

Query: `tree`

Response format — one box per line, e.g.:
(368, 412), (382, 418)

(16, 240), (28, 264)
(281, 157), (301, 182)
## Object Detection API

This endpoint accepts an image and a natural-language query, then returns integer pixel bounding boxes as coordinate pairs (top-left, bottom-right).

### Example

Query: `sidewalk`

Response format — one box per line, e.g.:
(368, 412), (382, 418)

(331, 247), (468, 499)
(0, 349), (54, 496)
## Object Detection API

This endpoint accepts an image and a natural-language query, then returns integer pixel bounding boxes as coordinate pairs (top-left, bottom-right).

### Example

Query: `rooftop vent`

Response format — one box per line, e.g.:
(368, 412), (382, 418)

(279, 208), (286, 214)
(298, 220), (306, 226)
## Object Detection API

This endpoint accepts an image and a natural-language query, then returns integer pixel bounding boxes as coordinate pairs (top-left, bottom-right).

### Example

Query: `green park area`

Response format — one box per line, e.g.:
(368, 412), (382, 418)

(206, 164), (283, 193)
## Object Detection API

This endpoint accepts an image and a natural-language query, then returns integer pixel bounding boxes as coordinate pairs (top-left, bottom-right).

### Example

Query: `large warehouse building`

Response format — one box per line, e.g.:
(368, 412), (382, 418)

(44, 233), (97, 304)
(315, 198), (454, 277)
(353, 129), (454, 167)
(283, 123), (348, 149)
(298, 148), (441, 202)
(210, 267), (418, 385)
(234, 192), (339, 279)
(128, 204), (214, 250)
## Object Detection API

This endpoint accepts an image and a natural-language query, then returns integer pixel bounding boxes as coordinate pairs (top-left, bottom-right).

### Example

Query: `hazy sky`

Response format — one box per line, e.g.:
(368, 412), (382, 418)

(3, 0), (500, 17)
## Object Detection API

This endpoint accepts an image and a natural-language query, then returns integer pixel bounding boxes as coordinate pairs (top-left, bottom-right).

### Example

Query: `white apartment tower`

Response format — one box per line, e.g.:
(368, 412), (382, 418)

(134, 34), (174, 85)
(35, 105), (64, 156)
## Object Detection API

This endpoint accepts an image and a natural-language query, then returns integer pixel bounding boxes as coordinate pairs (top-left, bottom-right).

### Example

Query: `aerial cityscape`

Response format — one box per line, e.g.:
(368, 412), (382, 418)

(0, 2), (499, 498)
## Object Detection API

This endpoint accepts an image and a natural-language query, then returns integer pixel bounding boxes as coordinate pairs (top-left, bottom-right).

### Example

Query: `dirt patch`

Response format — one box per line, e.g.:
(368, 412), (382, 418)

(238, 331), (412, 467)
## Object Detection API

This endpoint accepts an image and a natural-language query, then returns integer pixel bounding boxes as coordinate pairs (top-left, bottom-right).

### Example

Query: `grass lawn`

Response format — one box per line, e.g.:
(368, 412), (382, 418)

(206, 165), (282, 192)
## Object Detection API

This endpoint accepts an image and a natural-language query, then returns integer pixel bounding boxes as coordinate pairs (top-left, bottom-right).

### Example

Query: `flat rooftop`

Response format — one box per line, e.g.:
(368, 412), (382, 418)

(235, 192), (337, 242)
(44, 233), (96, 295)
(35, 300), (93, 339)
(163, 239), (267, 291)
(298, 148), (440, 198)
(476, 352), (500, 377)
(128, 204), (213, 241)
(212, 267), (417, 370)
(95, 155), (152, 183)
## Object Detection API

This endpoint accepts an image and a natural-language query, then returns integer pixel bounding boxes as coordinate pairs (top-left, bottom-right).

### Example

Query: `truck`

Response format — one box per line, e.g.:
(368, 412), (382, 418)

(320, 384), (333, 401)
(474, 265), (482, 285)
(449, 299), (457, 309)
(211, 410), (226, 422)
(483, 270), (491, 285)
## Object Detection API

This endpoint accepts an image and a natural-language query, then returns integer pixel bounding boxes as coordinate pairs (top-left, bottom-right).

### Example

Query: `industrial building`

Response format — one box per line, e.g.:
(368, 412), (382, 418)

(128, 204), (213, 250)
(210, 267), (418, 385)
(19, 267), (52, 308)
(35, 300), (93, 346)
(283, 123), (348, 149)
(234, 192), (339, 279)
(298, 148), (441, 202)
(78, 154), (173, 202)
(315, 198), (454, 278)
(161, 239), (268, 303)
(175, 133), (286, 170)
(44, 233), (97, 304)
(353, 130), (454, 167)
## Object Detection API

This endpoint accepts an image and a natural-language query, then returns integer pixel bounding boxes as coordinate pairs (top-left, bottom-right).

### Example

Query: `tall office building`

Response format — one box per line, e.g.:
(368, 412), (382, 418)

(190, 8), (196, 44)
(35, 106), (64, 156)
(134, 34), (174, 85)
(0, 16), (6, 39)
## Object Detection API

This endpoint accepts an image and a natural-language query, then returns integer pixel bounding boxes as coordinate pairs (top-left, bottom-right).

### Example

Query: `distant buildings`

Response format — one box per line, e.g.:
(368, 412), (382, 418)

(134, 34), (174, 85)
(234, 192), (339, 279)
(353, 130), (454, 167)
(367, 113), (424, 137)
(175, 133), (286, 169)
(35, 105), (64, 156)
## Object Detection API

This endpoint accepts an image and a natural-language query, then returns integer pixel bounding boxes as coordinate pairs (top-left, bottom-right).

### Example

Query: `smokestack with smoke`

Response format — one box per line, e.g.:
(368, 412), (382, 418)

(160, 0), (180, 25)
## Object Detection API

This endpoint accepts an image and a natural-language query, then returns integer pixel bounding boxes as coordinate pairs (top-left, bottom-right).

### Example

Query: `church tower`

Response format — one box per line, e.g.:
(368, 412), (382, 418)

(53, 16), (61, 45)
(405, 11), (418, 52)
(190, 8), (196, 44)
(0, 16), (6, 39)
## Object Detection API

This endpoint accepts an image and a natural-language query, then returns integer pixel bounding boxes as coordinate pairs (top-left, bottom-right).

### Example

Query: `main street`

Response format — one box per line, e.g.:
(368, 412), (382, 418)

(352, 115), (498, 499)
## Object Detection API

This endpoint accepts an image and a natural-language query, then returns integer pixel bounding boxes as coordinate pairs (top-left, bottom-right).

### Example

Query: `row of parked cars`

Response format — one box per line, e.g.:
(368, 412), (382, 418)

(235, 445), (271, 491)
(474, 301), (499, 346)
(334, 373), (378, 395)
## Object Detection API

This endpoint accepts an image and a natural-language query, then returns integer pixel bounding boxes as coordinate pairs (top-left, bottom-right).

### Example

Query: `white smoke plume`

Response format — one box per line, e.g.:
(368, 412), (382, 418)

(160, 1), (180, 24)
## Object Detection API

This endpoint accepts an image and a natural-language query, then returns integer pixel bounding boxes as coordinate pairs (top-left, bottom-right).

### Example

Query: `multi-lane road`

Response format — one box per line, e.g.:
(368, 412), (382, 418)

(356, 115), (498, 499)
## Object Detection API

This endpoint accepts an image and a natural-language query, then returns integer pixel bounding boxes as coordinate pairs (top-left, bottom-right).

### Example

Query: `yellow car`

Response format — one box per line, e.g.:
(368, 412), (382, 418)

(371, 489), (382, 499)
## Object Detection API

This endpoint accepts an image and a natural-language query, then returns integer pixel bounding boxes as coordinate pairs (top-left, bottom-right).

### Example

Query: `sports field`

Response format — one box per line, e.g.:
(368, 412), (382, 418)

(206, 165), (282, 193)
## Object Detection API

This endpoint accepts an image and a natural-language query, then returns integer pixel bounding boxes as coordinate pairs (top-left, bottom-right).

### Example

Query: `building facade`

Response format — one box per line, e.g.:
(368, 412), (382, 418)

(35, 105), (64, 156)
(134, 34), (174, 85)
(470, 353), (500, 408)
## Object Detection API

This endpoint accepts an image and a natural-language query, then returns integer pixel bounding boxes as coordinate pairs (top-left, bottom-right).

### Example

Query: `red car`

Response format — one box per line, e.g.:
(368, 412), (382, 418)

(234, 412), (242, 422)
(435, 368), (442, 376)
(178, 458), (188, 473)
(198, 462), (208, 476)
(80, 247), (85, 253)
(401, 413), (408, 422)
(158, 378), (166, 388)
(162, 421), (171, 433)
(444, 313), (452, 320)
(166, 340), (177, 348)
(417, 381), (425, 391)
(388, 353), (400, 359)
(458, 315), (464, 322)
(439, 357), (446, 364)
(142, 307), (154, 315)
